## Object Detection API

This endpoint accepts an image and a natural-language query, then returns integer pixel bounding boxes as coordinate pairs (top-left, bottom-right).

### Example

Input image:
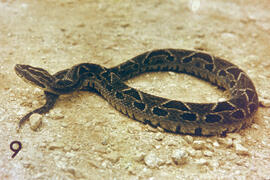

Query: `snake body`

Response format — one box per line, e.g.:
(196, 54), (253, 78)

(15, 49), (258, 135)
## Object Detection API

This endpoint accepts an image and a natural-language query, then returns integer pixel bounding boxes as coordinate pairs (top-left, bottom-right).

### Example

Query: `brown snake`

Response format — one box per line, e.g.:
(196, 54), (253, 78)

(15, 49), (259, 135)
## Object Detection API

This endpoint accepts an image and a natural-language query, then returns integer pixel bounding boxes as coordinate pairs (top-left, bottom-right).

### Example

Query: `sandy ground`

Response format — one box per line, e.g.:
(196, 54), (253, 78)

(1, 0), (270, 179)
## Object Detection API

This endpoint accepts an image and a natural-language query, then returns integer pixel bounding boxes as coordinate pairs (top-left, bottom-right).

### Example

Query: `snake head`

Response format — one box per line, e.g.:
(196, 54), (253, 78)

(14, 64), (55, 92)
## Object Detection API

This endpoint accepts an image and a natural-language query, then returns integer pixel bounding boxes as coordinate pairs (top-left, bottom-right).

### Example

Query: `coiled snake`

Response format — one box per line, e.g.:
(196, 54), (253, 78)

(15, 49), (259, 135)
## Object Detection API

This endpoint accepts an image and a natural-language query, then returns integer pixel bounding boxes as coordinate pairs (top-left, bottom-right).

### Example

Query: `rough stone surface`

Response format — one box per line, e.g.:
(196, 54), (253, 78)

(48, 142), (65, 150)
(1, 0), (270, 179)
(203, 150), (213, 157)
(29, 113), (42, 131)
(144, 152), (163, 168)
(49, 108), (64, 120)
(234, 142), (250, 155)
(171, 149), (189, 165)
(193, 140), (206, 150)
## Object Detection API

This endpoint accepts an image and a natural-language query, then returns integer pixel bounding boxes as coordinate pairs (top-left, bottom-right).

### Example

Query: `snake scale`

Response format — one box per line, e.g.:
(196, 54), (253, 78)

(15, 49), (259, 136)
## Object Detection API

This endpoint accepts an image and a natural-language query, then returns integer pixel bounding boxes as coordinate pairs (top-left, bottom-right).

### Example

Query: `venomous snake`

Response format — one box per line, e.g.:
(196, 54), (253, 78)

(15, 49), (259, 136)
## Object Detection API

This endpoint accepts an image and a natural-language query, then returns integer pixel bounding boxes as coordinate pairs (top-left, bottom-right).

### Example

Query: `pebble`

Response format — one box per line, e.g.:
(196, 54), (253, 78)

(155, 145), (161, 149)
(154, 132), (165, 141)
(106, 152), (120, 163)
(195, 158), (208, 166)
(166, 139), (179, 146)
(212, 141), (220, 148)
(33, 88), (42, 95)
(221, 32), (237, 41)
(61, 122), (69, 128)
(218, 97), (227, 102)
(64, 146), (72, 152)
(39, 143), (47, 148)
(93, 145), (107, 154)
(184, 135), (193, 144)
(187, 148), (196, 157)
(171, 149), (188, 165)
(203, 150), (213, 157)
(193, 140), (206, 150)
(251, 123), (260, 130)
(234, 142), (249, 155)
(134, 152), (146, 162)
(49, 142), (65, 150)
(32, 100), (39, 107)
(168, 71), (177, 76)
(71, 144), (80, 151)
(144, 152), (162, 168)
(211, 160), (220, 169)
(29, 113), (42, 130)
(49, 108), (64, 119)
(217, 138), (233, 147)
(141, 167), (154, 177)
(67, 167), (76, 176)
(126, 165), (136, 175)
(65, 152), (76, 158)
(101, 160), (110, 169)
(251, 32), (258, 38)
(9, 92), (15, 98)
(77, 23), (85, 27)
(204, 143), (213, 149)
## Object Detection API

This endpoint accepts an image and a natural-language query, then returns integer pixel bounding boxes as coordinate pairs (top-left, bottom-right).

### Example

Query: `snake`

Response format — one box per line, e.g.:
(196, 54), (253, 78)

(14, 49), (259, 136)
